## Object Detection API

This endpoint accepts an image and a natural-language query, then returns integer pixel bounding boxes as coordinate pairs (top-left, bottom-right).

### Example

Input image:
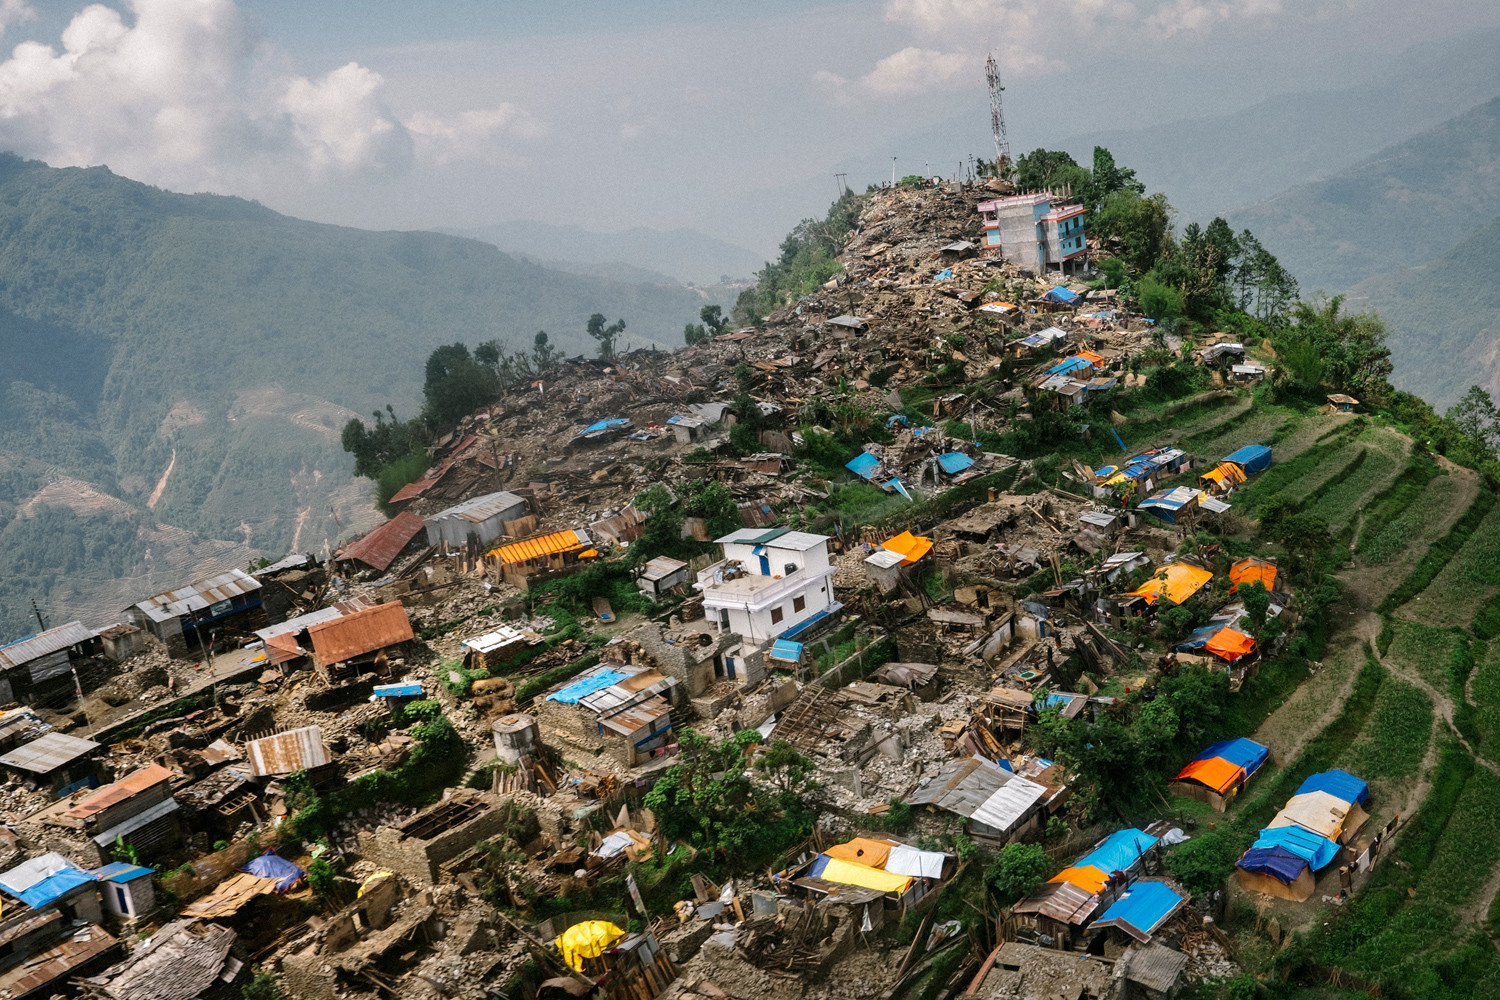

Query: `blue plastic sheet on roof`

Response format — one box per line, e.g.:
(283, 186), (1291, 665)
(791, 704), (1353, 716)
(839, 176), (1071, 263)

(1174, 625), (1222, 652)
(1252, 825), (1339, 870)
(768, 639), (804, 663)
(1043, 286), (1081, 305)
(241, 850), (306, 893)
(1193, 738), (1269, 773)
(1044, 694), (1072, 709)
(1236, 846), (1308, 884)
(91, 862), (155, 884)
(846, 452), (882, 479)
(548, 669), (628, 704)
(937, 452), (975, 475)
(1295, 769), (1369, 806)
(808, 854), (832, 879)
(1095, 880), (1184, 934)
(374, 682), (422, 698)
(1075, 829), (1158, 876)
(13, 866), (93, 908)
(580, 418), (629, 435)
(1046, 356), (1092, 376)
(933, 268), (954, 281)
(1223, 444), (1272, 474)
(890, 479), (913, 501)
(781, 607), (835, 639)
(886, 415), (910, 429)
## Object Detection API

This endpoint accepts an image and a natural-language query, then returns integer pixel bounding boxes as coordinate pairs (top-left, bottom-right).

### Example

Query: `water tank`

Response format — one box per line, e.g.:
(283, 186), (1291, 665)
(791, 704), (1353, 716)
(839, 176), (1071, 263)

(491, 713), (540, 765)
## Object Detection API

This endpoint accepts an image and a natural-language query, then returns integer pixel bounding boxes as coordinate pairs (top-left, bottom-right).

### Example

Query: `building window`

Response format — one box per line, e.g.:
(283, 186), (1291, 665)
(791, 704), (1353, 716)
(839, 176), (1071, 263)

(793, 595), (806, 613)
(770, 607), (784, 625)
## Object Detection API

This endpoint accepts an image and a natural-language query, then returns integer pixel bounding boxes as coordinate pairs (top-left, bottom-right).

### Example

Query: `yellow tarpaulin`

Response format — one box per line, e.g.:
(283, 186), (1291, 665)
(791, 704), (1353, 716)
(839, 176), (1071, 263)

(1048, 865), (1111, 894)
(1229, 558), (1277, 594)
(881, 531), (934, 566)
(824, 837), (898, 869)
(1199, 462), (1246, 488)
(556, 920), (625, 972)
(817, 857), (914, 895)
(357, 870), (396, 898)
(1130, 563), (1213, 605)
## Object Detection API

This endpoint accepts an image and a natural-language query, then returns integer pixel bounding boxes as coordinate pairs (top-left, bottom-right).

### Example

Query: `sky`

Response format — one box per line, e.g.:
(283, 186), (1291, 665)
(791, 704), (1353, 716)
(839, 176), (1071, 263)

(1, 0), (1498, 259)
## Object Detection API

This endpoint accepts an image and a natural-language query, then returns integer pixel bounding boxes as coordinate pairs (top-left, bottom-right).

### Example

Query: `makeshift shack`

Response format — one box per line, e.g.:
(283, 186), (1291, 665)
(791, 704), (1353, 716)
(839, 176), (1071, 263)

(1170, 738), (1269, 811)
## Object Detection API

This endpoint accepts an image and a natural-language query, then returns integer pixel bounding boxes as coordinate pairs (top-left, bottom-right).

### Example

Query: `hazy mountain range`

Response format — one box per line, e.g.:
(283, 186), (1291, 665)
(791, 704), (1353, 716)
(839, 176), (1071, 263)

(0, 155), (710, 638)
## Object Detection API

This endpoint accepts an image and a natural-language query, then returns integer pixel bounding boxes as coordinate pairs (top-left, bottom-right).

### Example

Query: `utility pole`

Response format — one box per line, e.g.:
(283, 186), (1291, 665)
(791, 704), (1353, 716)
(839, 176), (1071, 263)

(891, 157), (897, 187)
(30, 599), (46, 632)
(986, 51), (1010, 177)
(834, 172), (848, 197)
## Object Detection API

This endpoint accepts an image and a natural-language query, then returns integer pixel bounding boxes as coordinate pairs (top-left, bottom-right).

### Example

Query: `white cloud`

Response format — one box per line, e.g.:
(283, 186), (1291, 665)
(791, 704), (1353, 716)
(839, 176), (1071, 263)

(0, 0), (34, 37)
(814, 47), (978, 102)
(0, 0), (540, 197)
(1145, 0), (1283, 36)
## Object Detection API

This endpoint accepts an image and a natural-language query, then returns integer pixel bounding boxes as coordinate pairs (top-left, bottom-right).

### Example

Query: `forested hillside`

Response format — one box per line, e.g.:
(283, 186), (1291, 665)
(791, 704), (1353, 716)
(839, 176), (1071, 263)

(0, 155), (706, 637)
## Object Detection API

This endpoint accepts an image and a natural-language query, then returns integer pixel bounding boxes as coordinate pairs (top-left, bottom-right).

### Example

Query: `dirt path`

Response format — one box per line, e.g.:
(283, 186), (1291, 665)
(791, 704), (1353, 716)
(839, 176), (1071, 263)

(147, 447), (176, 510)
(289, 506), (310, 553)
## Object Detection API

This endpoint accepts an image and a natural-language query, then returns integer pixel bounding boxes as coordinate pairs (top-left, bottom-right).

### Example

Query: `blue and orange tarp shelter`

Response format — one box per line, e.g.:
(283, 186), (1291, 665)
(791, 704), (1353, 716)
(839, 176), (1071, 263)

(1223, 444), (1273, 474)
(1091, 880), (1187, 942)
(1171, 738), (1268, 809)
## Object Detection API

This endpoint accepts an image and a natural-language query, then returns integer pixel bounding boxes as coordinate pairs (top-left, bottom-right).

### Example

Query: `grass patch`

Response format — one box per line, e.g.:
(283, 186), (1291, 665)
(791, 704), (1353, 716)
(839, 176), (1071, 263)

(1400, 502), (1500, 628)
(1340, 678), (1433, 781)
(1469, 644), (1500, 761)
(1305, 439), (1403, 530)
(1355, 450), (1443, 563)
(1382, 620), (1462, 694)
(1380, 488), (1498, 614)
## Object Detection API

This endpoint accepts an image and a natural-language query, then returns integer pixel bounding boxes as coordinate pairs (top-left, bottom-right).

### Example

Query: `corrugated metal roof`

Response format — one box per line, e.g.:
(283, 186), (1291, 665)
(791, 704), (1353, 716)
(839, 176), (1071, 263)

(0, 922), (118, 996)
(489, 529), (589, 565)
(246, 726), (330, 776)
(338, 511), (426, 571)
(908, 757), (1011, 815)
(0, 621), (94, 670)
(1012, 879), (1102, 924)
(254, 599), (373, 643)
(131, 569), (262, 624)
(66, 763), (172, 819)
(971, 775), (1049, 832)
(461, 626), (529, 654)
(640, 556), (688, 581)
(599, 695), (672, 737)
(91, 862), (156, 884)
(428, 491), (528, 525)
(387, 459), (453, 504)
(306, 602), (413, 664)
(0, 731), (100, 773)
(91, 798), (181, 847)
(715, 528), (828, 551)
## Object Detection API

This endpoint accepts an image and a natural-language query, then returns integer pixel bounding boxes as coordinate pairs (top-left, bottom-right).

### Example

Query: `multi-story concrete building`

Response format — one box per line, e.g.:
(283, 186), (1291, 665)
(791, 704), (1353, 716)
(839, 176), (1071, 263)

(978, 193), (1089, 273)
(696, 528), (840, 644)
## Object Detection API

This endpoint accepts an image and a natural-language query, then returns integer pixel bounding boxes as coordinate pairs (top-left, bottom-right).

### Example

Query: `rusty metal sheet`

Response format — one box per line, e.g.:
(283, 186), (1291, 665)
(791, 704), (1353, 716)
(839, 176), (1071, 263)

(65, 763), (172, 820)
(0, 731), (100, 774)
(306, 602), (413, 665)
(337, 511), (426, 571)
(246, 726), (329, 776)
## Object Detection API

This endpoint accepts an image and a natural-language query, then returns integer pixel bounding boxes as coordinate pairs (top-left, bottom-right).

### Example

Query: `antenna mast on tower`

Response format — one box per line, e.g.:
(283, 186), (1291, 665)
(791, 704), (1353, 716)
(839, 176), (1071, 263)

(985, 51), (1009, 176)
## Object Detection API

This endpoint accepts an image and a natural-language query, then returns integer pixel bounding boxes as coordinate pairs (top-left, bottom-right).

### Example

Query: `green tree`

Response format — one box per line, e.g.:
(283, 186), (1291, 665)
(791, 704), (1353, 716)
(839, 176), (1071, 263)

(699, 304), (730, 336)
(422, 342), (499, 427)
(1238, 580), (1271, 636)
(754, 739), (817, 796)
(1090, 146), (1144, 208)
(1446, 385), (1500, 457)
(1287, 296), (1393, 400)
(632, 484), (684, 561)
(586, 313), (627, 360)
(1256, 493), (1302, 540)
(531, 330), (562, 371)
(1094, 191), (1174, 273)
(683, 322), (709, 346)
(1014, 148), (1089, 196)
(679, 480), (741, 539)
(1137, 273), (1186, 320)
(1164, 830), (1244, 897)
(985, 842), (1051, 904)
(340, 405), (427, 479)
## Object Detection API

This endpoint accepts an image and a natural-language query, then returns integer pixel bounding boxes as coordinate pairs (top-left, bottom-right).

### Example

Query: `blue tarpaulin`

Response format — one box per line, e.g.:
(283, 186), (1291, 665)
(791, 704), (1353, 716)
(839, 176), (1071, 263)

(1075, 829), (1158, 875)
(91, 863), (154, 884)
(890, 479), (913, 501)
(1253, 825), (1339, 870)
(12, 867), (93, 908)
(846, 452), (882, 479)
(933, 268), (954, 281)
(1094, 880), (1184, 936)
(886, 415), (910, 429)
(1193, 738), (1269, 773)
(548, 669), (628, 704)
(241, 851), (306, 892)
(1045, 356), (1092, 376)
(1236, 846), (1308, 884)
(808, 854), (831, 878)
(937, 452), (975, 475)
(1043, 286), (1081, 305)
(1295, 769), (1369, 806)
(374, 682), (423, 698)
(579, 418), (629, 436)
(782, 604), (842, 639)
(1188, 734), (1272, 773)
(1174, 625), (1223, 652)
(1223, 444), (1273, 474)
(768, 639), (804, 663)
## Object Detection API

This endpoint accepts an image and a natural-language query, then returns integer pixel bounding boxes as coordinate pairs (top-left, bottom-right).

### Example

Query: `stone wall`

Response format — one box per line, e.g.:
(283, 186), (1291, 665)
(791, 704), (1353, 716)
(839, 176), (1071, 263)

(358, 791), (514, 886)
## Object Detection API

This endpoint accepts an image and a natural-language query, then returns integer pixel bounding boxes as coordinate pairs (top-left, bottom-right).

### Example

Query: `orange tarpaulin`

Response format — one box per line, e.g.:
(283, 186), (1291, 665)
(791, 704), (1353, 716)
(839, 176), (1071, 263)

(1229, 559), (1277, 594)
(1204, 627), (1256, 662)
(1174, 756), (1247, 795)
(881, 531), (934, 566)
(824, 837), (898, 868)
(1049, 865), (1111, 894)
(1131, 563), (1213, 605)
(1200, 462), (1246, 488)
(1073, 350), (1105, 366)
